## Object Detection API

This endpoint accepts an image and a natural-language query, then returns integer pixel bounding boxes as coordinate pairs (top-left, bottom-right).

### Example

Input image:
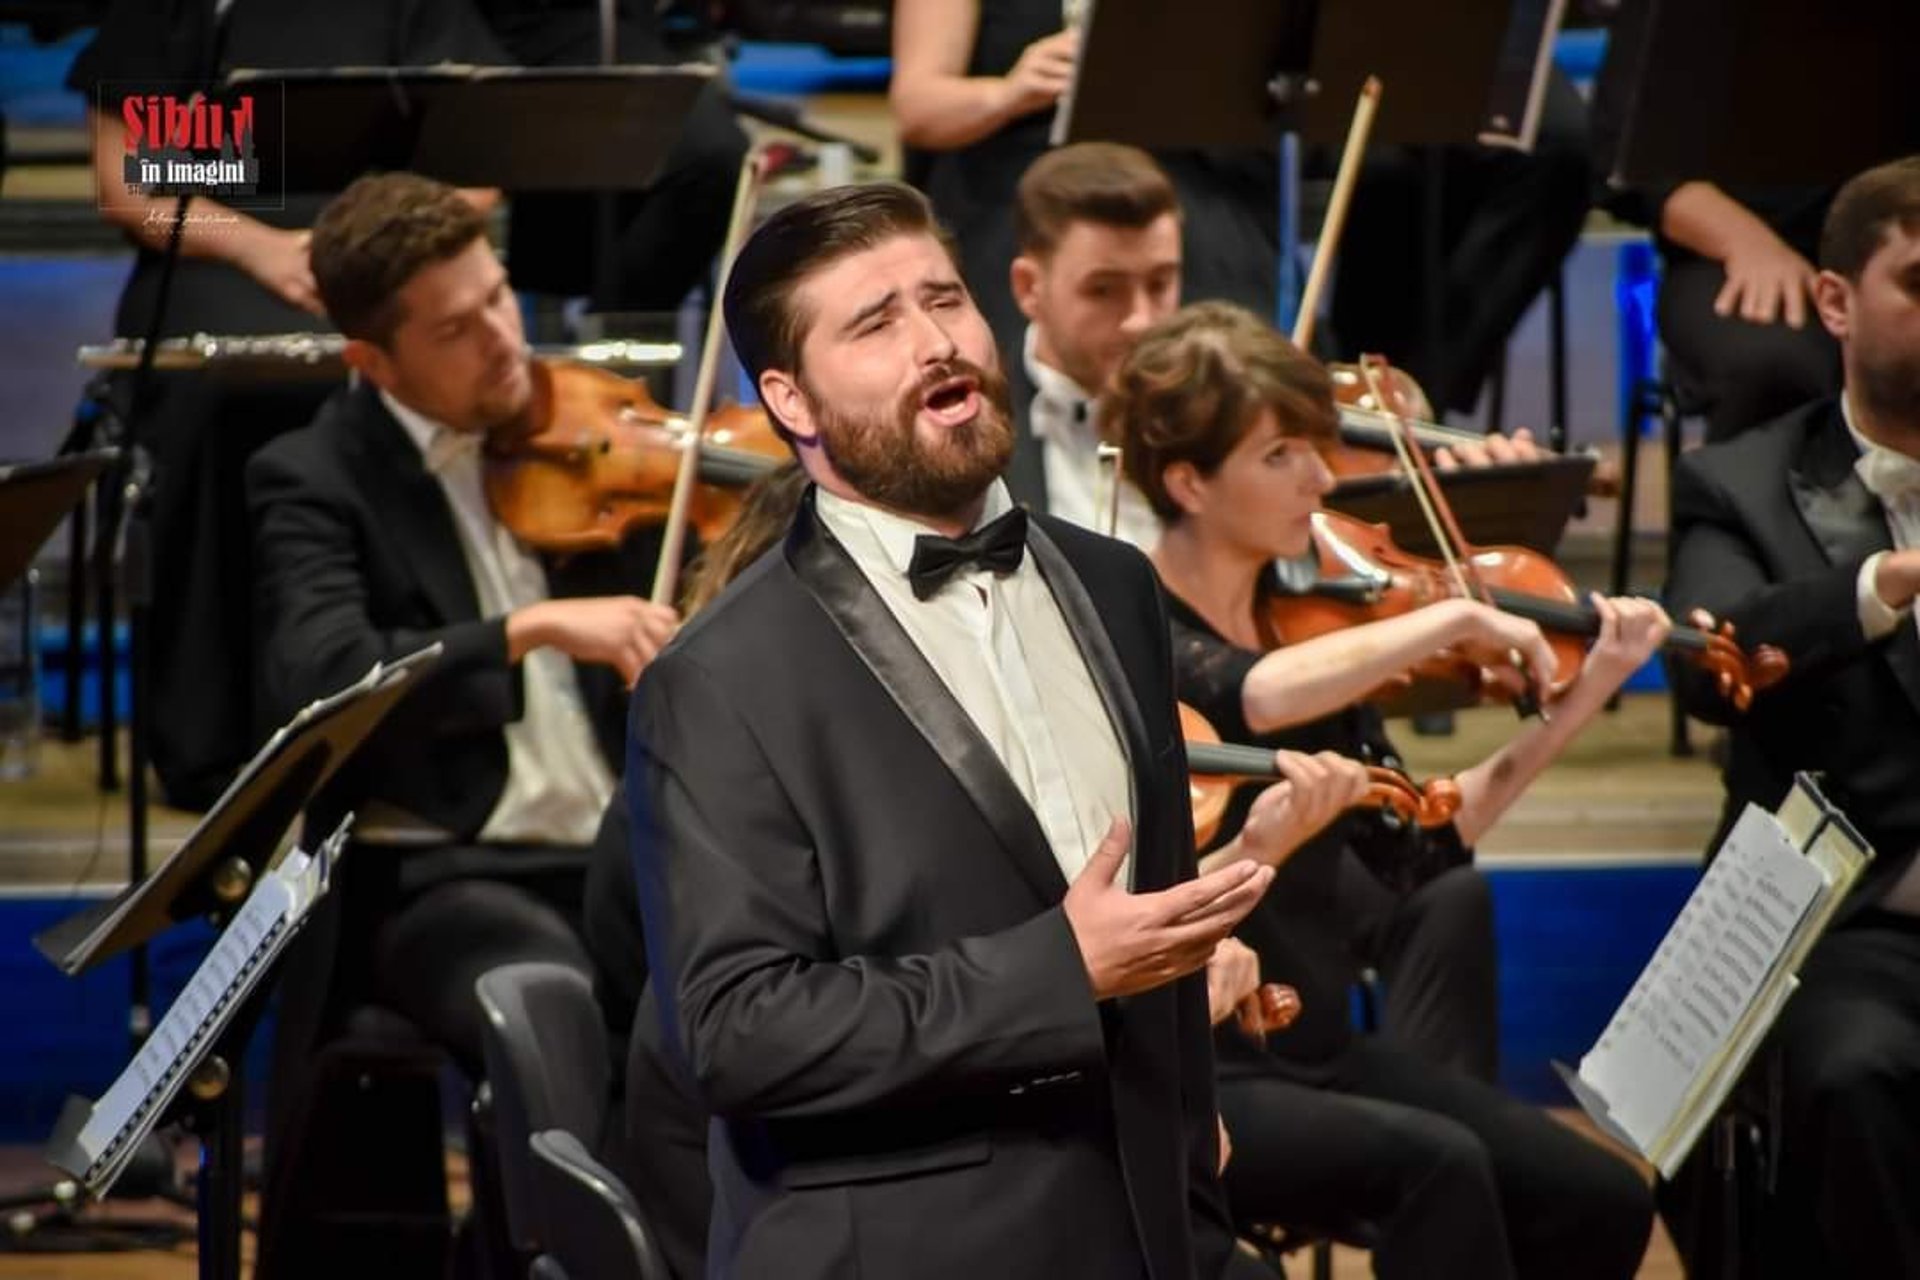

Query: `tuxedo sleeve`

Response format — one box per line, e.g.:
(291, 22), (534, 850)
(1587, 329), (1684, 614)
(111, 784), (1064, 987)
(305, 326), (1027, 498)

(1667, 451), (1871, 723)
(628, 648), (1108, 1121)
(247, 443), (520, 737)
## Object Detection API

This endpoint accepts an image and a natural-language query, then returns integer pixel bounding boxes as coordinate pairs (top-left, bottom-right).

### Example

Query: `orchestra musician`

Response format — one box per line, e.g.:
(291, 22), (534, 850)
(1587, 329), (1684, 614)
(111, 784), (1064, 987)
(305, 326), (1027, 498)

(891, 0), (1280, 358)
(66, 0), (513, 808)
(242, 171), (679, 1277)
(1664, 154), (1920, 1278)
(1007, 139), (1537, 1081)
(1106, 301), (1661, 1278)
(627, 180), (1372, 1279)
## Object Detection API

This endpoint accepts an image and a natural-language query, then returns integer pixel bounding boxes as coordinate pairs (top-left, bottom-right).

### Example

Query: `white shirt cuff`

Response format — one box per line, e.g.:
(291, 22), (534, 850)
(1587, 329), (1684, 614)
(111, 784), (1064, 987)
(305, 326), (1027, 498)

(1858, 551), (1910, 641)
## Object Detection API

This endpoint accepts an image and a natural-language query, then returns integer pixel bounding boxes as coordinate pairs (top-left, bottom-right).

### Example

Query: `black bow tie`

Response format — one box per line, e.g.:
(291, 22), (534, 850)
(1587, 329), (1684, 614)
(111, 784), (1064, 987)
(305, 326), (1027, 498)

(906, 507), (1029, 600)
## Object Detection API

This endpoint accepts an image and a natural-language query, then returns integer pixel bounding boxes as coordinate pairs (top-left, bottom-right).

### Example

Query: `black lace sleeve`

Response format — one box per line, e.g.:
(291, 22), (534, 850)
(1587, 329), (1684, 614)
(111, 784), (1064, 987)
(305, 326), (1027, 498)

(1167, 612), (1262, 745)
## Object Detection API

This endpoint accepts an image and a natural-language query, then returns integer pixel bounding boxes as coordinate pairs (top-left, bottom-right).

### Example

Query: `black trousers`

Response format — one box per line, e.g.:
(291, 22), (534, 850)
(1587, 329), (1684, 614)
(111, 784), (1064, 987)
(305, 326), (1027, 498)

(1338, 857), (1503, 1083)
(1328, 69), (1591, 417)
(259, 842), (595, 1279)
(1655, 254), (1841, 444)
(1219, 1038), (1653, 1280)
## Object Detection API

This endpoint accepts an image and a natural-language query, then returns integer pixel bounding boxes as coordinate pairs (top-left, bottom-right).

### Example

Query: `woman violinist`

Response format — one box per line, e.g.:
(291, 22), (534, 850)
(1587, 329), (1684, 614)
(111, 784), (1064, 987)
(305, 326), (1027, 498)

(1106, 301), (1658, 1280)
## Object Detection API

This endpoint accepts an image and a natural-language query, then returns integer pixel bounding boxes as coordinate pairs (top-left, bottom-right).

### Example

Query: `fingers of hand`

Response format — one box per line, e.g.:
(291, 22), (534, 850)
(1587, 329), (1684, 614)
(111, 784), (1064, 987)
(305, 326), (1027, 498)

(1161, 861), (1271, 929)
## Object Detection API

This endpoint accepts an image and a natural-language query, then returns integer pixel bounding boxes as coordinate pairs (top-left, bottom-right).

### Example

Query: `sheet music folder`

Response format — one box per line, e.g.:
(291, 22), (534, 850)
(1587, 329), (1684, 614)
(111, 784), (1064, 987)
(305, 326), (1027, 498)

(45, 820), (351, 1199)
(223, 65), (713, 193)
(33, 647), (440, 976)
(1325, 453), (1594, 558)
(0, 450), (117, 593)
(1558, 773), (1873, 1179)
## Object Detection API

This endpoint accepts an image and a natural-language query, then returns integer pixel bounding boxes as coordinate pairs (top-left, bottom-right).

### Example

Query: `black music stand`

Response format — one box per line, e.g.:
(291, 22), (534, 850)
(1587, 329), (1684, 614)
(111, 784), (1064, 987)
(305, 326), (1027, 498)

(1051, 0), (1547, 394)
(1327, 454), (1595, 556)
(223, 65), (714, 193)
(33, 647), (439, 1280)
(0, 451), (117, 594)
(1593, 0), (1920, 188)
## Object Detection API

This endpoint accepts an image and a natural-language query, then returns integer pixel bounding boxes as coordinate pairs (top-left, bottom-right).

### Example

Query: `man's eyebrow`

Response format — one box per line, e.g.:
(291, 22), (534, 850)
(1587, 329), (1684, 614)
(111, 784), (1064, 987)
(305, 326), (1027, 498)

(839, 288), (900, 335)
(921, 278), (966, 300)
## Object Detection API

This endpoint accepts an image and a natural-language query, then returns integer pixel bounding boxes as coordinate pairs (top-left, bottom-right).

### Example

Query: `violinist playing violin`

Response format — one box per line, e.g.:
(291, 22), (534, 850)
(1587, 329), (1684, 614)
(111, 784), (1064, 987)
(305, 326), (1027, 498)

(1107, 301), (1660, 1280)
(242, 172), (679, 1276)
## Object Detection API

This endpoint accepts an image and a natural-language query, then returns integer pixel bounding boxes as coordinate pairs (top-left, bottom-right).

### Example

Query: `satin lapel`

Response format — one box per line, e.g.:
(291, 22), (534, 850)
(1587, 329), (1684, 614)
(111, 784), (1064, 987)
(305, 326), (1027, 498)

(1025, 523), (1149, 800)
(1787, 408), (1920, 717)
(348, 386), (484, 627)
(784, 493), (1067, 906)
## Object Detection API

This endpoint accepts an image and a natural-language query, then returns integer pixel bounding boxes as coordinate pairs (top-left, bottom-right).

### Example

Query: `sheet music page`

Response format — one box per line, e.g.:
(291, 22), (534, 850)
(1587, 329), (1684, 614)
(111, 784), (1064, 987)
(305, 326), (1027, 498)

(1578, 804), (1823, 1153)
(59, 840), (337, 1192)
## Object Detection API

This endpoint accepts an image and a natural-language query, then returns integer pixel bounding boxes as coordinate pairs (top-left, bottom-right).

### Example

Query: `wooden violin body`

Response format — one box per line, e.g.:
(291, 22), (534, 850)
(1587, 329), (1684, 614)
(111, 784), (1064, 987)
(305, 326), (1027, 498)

(483, 358), (782, 554)
(1179, 703), (1462, 847)
(1272, 509), (1789, 714)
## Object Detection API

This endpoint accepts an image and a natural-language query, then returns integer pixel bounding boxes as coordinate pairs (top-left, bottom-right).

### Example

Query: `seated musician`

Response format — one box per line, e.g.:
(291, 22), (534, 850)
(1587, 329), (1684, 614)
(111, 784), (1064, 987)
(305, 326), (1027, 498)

(1013, 139), (1538, 1082)
(1005, 142), (1542, 559)
(1663, 155), (1920, 1276)
(66, 0), (512, 807)
(243, 171), (678, 1276)
(1106, 301), (1662, 1277)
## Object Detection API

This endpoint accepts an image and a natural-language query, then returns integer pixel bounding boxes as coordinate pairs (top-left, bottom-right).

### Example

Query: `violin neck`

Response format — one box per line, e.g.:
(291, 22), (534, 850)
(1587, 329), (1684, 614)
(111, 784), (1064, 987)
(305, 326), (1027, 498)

(1486, 587), (1715, 655)
(1186, 741), (1277, 780)
(1337, 404), (1493, 452)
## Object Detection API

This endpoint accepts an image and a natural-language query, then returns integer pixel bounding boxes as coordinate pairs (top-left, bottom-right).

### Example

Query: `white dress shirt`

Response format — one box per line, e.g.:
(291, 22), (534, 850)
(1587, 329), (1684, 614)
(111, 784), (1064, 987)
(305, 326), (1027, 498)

(1023, 326), (1164, 550)
(1841, 394), (1920, 913)
(813, 479), (1134, 886)
(384, 391), (614, 846)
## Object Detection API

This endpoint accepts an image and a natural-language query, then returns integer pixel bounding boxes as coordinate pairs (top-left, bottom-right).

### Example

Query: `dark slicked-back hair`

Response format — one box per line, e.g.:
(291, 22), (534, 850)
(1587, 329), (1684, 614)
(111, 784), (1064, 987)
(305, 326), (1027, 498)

(1106, 301), (1336, 523)
(1014, 142), (1180, 258)
(309, 171), (489, 346)
(722, 181), (958, 391)
(1821, 156), (1920, 281)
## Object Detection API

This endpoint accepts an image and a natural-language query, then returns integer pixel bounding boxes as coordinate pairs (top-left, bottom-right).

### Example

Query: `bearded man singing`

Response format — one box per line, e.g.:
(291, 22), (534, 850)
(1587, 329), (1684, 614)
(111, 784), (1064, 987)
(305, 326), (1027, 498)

(626, 182), (1369, 1280)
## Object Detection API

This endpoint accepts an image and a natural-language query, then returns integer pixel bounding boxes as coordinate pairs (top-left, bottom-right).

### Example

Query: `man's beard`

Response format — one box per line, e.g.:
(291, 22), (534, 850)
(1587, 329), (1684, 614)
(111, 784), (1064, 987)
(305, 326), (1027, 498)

(1855, 341), (1920, 425)
(808, 357), (1015, 519)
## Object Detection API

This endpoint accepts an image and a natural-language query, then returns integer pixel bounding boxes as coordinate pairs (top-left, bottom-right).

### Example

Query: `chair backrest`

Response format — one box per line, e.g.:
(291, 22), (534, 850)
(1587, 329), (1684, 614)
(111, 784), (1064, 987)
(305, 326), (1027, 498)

(530, 1129), (672, 1280)
(475, 962), (612, 1253)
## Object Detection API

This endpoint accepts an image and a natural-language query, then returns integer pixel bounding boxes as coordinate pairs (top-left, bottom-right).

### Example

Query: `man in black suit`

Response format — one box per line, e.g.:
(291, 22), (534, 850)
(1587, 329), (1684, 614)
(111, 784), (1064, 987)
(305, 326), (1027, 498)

(629, 182), (1370, 1279)
(1666, 154), (1920, 1277)
(245, 172), (678, 1276)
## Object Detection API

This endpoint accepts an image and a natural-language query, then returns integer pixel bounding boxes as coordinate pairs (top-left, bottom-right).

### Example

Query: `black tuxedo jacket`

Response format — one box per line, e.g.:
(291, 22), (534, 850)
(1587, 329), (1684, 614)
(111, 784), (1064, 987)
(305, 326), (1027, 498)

(245, 382), (659, 839)
(629, 491), (1235, 1280)
(1667, 397), (1920, 908)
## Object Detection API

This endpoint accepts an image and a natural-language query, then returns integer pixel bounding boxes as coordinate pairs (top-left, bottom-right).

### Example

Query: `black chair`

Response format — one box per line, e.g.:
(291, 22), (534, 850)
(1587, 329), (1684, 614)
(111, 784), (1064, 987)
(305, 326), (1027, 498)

(475, 961), (670, 1278)
(528, 1129), (672, 1280)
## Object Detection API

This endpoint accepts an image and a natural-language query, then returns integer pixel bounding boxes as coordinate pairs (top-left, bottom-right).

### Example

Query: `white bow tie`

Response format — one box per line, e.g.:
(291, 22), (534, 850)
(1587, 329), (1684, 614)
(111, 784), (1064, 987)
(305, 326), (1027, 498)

(425, 426), (484, 475)
(1855, 445), (1920, 504)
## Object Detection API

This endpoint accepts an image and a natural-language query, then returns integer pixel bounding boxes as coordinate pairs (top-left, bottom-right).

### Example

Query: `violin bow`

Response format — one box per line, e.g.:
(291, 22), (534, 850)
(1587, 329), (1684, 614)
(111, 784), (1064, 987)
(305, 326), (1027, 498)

(1290, 76), (1381, 353)
(1358, 354), (1548, 715)
(650, 145), (771, 607)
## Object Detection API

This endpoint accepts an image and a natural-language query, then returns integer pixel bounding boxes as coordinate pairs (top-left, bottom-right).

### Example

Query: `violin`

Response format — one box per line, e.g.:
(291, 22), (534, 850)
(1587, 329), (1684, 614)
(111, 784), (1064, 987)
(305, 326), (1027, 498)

(1179, 703), (1462, 847)
(1320, 361), (1621, 498)
(1271, 508), (1789, 712)
(483, 358), (783, 555)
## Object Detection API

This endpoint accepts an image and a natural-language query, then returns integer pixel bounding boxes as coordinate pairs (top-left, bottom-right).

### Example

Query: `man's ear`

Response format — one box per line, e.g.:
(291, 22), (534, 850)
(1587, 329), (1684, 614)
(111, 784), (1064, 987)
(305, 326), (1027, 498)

(758, 370), (815, 444)
(1010, 254), (1045, 323)
(342, 337), (396, 393)
(1812, 270), (1852, 343)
